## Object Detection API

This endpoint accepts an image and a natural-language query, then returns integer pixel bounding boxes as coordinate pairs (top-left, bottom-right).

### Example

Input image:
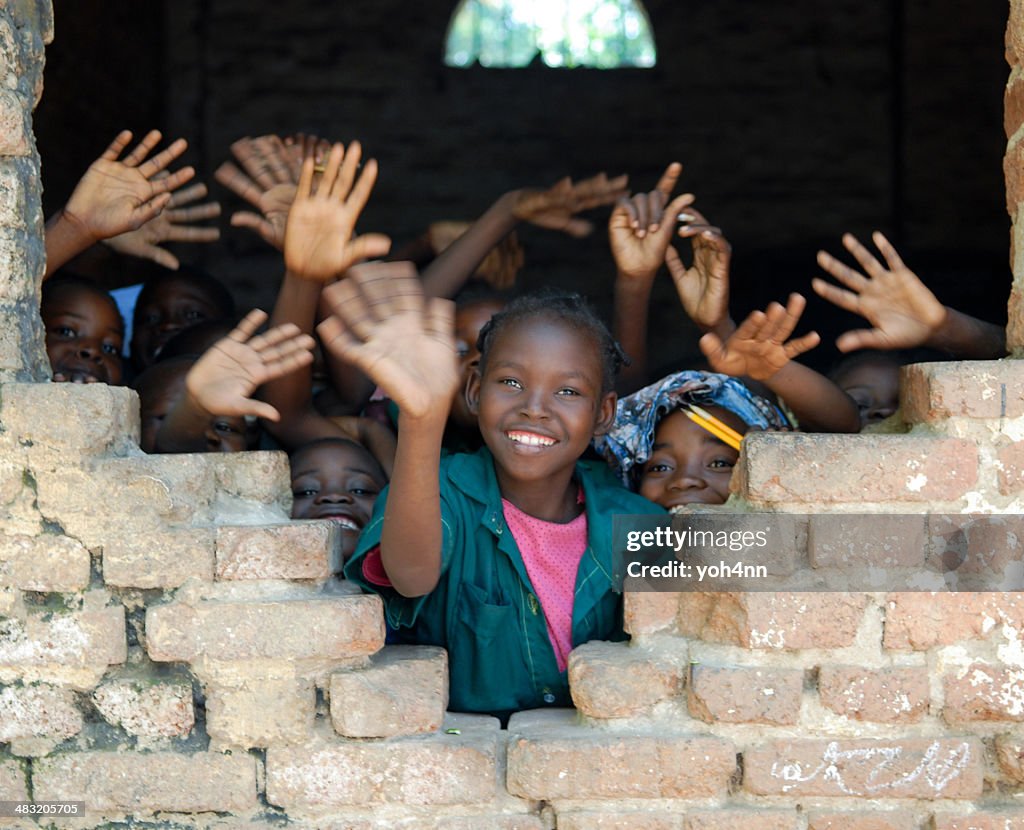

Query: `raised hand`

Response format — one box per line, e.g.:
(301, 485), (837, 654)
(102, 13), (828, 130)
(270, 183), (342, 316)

(609, 162), (695, 280)
(511, 172), (629, 238)
(184, 309), (316, 422)
(105, 182), (220, 270)
(283, 141), (391, 281)
(317, 262), (458, 420)
(62, 130), (195, 243)
(699, 293), (820, 381)
(215, 135), (300, 250)
(665, 205), (732, 335)
(813, 231), (946, 352)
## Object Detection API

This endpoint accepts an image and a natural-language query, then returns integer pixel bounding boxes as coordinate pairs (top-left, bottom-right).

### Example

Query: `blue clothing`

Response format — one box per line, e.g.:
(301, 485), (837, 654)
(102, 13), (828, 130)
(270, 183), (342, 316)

(344, 447), (664, 716)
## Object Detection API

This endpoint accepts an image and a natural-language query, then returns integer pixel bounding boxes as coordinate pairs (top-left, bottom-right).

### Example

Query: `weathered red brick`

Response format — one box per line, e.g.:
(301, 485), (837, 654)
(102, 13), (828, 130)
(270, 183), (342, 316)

(902, 361), (1024, 422)
(689, 665), (803, 725)
(933, 814), (1024, 830)
(926, 515), (1024, 590)
(92, 679), (194, 738)
(207, 450), (291, 508)
(0, 759), (27, 801)
(0, 532), (90, 592)
(207, 676), (315, 748)
(103, 528), (215, 589)
(808, 514), (925, 569)
(996, 733), (1024, 783)
(556, 813), (681, 830)
(568, 641), (683, 719)
(146, 592), (383, 662)
(623, 591), (689, 637)
(884, 593), (1024, 650)
(330, 645), (447, 738)
(677, 592), (868, 650)
(807, 812), (917, 830)
(995, 442), (1024, 495)
(1007, 136), (1024, 218)
(215, 522), (338, 580)
(0, 684), (82, 744)
(817, 666), (929, 724)
(33, 752), (257, 813)
(734, 433), (978, 505)
(743, 738), (983, 798)
(265, 715), (498, 808)
(0, 604), (126, 689)
(944, 663), (1024, 723)
(1007, 66), (1024, 139)
(506, 709), (735, 799)
(0, 383), (138, 455)
(685, 813), (798, 830)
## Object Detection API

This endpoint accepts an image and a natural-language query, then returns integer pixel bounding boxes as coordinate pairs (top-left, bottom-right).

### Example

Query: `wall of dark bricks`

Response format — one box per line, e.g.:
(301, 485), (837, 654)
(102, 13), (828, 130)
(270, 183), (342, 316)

(34, 0), (1010, 371)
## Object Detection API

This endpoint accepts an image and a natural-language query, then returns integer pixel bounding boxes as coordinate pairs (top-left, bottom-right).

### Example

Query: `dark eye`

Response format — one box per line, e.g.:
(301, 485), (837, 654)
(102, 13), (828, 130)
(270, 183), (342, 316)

(293, 488), (318, 498)
(499, 378), (522, 389)
(646, 462), (672, 474)
(52, 326), (76, 338)
(102, 343), (121, 356)
(213, 421), (239, 435)
(556, 387), (580, 397)
(184, 309), (207, 323)
(141, 312), (160, 326)
(350, 487), (378, 497)
(709, 458), (735, 470)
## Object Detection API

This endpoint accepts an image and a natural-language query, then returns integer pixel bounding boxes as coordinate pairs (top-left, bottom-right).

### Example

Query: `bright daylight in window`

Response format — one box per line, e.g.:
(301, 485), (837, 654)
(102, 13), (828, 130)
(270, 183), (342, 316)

(445, 0), (656, 69)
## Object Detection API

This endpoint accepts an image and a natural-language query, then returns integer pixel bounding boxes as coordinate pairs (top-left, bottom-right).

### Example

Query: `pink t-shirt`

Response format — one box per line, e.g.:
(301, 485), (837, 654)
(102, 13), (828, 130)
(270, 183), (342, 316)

(501, 497), (587, 672)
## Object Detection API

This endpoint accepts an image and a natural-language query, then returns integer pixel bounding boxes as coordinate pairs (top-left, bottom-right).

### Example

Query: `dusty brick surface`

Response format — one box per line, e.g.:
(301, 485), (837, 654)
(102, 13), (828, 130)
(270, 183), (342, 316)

(103, 528), (215, 589)
(265, 716), (499, 808)
(926, 515), (1024, 589)
(92, 679), (194, 738)
(215, 522), (337, 580)
(624, 591), (686, 636)
(1009, 65), (1024, 139)
(556, 813), (681, 830)
(1008, 136), (1024, 219)
(689, 665), (802, 725)
(207, 450), (291, 507)
(146, 592), (384, 662)
(743, 737), (983, 798)
(0, 604), (126, 688)
(817, 666), (930, 724)
(884, 593), (1024, 650)
(807, 812), (917, 830)
(33, 751), (257, 813)
(944, 663), (1024, 723)
(0, 531), (90, 591)
(808, 514), (925, 569)
(0, 383), (139, 455)
(996, 441), (1024, 494)
(0, 684), (82, 743)
(330, 645), (447, 738)
(933, 815), (1024, 830)
(568, 640), (683, 719)
(902, 360), (1024, 422)
(996, 733), (1024, 783)
(734, 432), (978, 505)
(207, 676), (315, 748)
(677, 592), (869, 650)
(0, 90), (28, 156)
(506, 710), (735, 799)
(685, 813), (798, 830)
(0, 759), (26, 801)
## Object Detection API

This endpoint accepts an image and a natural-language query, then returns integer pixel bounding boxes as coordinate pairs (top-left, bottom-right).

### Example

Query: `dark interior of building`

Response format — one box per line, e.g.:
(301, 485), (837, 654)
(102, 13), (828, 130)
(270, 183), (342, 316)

(35, 0), (1012, 373)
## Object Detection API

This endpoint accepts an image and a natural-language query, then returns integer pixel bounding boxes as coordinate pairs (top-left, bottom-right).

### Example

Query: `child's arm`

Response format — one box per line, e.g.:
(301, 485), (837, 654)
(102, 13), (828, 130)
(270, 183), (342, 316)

(318, 264), (458, 597)
(45, 130), (195, 278)
(813, 231), (1006, 358)
(699, 294), (861, 433)
(104, 182), (220, 270)
(261, 142), (391, 448)
(421, 172), (628, 299)
(155, 309), (315, 453)
(608, 162), (694, 390)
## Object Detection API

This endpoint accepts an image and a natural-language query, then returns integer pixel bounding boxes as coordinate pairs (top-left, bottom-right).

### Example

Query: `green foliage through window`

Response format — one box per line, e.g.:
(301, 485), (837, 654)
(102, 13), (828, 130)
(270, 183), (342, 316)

(444, 0), (656, 69)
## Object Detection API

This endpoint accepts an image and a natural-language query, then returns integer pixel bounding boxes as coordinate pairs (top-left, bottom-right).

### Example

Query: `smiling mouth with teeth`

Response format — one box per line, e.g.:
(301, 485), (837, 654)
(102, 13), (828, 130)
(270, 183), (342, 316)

(323, 516), (361, 530)
(506, 431), (557, 447)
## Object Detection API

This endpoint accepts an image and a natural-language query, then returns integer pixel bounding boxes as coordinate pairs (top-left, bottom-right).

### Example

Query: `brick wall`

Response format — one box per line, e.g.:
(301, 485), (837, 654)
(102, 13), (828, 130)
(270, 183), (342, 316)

(1, 1), (1024, 827)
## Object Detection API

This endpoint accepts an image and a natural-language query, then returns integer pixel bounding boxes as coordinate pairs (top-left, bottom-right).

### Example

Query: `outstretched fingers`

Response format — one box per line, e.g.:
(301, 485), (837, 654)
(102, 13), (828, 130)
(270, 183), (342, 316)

(138, 137), (188, 180)
(815, 248), (868, 293)
(120, 130), (162, 166)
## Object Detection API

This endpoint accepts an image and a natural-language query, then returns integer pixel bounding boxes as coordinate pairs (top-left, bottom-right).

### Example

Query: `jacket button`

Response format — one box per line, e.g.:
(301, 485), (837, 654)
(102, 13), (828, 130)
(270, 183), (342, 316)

(543, 693), (556, 704)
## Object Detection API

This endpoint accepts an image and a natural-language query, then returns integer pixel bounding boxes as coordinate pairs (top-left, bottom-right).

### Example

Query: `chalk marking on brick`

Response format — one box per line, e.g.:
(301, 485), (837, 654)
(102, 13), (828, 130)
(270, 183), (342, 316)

(769, 740), (971, 795)
(906, 474), (928, 492)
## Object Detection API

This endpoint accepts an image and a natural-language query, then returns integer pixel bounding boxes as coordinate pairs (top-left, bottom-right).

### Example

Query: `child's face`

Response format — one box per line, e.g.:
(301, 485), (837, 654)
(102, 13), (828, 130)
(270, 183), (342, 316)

(138, 366), (250, 453)
(451, 300), (505, 428)
(638, 407), (746, 509)
(43, 285), (124, 385)
(468, 317), (615, 489)
(290, 442), (385, 560)
(835, 360), (900, 426)
(132, 279), (225, 369)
